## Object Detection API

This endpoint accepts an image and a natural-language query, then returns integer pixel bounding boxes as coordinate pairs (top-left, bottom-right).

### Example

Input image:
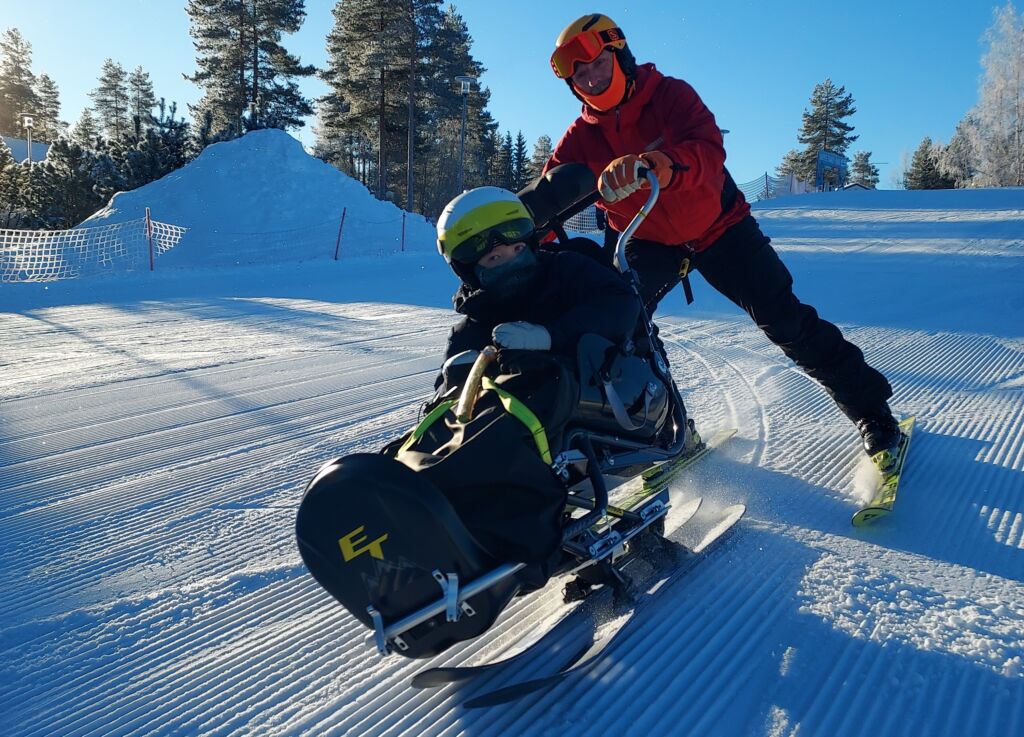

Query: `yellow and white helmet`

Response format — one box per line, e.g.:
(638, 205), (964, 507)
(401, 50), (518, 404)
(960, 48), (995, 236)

(436, 187), (535, 266)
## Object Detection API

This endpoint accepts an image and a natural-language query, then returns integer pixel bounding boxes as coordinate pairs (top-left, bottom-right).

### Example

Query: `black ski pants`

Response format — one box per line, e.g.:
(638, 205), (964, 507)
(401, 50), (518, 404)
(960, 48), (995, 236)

(620, 215), (892, 421)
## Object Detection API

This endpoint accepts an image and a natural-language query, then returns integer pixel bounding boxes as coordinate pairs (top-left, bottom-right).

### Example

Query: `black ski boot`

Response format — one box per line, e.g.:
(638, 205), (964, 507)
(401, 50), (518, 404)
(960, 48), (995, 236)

(854, 403), (902, 461)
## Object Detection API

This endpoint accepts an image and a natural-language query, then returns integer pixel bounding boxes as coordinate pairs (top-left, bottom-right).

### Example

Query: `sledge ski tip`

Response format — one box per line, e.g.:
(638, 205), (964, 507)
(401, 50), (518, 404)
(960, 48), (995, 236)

(691, 503), (746, 554)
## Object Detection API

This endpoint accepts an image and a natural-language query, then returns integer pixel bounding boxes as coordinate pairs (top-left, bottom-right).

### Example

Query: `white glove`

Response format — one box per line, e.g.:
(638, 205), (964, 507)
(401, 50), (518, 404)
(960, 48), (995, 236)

(599, 155), (644, 203)
(492, 321), (552, 351)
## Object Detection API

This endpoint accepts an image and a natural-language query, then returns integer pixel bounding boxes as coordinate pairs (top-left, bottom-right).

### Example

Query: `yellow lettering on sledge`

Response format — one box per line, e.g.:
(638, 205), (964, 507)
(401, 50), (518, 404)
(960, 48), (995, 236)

(338, 525), (388, 562)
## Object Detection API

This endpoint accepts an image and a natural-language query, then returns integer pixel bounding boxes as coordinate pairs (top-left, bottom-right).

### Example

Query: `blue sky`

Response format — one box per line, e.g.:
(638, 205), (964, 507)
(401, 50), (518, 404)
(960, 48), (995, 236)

(4, 0), (1002, 188)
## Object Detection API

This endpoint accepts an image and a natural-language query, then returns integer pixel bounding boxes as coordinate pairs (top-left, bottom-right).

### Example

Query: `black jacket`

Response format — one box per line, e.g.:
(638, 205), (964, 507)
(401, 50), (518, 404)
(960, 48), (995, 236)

(443, 248), (641, 362)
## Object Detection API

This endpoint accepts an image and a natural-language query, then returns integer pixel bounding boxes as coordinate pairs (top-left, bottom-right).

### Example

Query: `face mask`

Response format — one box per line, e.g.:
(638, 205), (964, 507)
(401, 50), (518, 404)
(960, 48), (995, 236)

(573, 54), (629, 112)
(474, 246), (540, 300)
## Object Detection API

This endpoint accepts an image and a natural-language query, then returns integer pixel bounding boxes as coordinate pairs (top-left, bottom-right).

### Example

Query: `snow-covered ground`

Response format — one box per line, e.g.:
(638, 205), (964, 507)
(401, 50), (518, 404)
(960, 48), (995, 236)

(1, 135), (1023, 736)
(2, 135), (50, 165)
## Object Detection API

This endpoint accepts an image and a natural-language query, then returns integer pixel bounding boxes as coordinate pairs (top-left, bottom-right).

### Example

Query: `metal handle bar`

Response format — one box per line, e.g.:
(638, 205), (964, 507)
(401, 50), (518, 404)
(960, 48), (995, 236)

(614, 168), (660, 273)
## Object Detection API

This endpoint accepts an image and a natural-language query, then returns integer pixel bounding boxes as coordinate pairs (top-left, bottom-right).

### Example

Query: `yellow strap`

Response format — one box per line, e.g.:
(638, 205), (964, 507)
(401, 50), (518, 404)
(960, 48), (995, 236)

(678, 256), (691, 279)
(398, 384), (552, 466)
(482, 377), (552, 464)
(398, 399), (456, 454)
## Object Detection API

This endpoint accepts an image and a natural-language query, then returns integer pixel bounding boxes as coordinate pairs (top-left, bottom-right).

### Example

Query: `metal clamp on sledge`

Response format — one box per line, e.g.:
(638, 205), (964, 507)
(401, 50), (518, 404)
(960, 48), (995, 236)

(365, 561), (528, 655)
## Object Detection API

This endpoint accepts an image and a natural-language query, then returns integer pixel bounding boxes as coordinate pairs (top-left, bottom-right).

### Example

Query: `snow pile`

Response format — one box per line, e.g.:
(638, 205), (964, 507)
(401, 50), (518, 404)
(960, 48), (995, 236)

(81, 129), (437, 267)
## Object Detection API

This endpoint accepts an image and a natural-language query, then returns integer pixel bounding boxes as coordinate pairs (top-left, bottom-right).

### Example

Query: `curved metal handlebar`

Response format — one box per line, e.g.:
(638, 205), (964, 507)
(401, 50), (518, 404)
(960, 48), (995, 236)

(455, 346), (497, 423)
(613, 168), (660, 273)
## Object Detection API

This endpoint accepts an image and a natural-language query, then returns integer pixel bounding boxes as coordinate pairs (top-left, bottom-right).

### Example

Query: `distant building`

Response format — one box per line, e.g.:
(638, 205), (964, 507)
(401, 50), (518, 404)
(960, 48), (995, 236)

(842, 182), (871, 191)
(2, 136), (50, 163)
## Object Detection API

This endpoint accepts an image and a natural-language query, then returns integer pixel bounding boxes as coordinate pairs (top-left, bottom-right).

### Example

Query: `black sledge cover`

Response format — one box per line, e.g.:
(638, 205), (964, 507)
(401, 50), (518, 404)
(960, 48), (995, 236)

(397, 352), (577, 586)
(296, 453), (520, 658)
(296, 353), (578, 658)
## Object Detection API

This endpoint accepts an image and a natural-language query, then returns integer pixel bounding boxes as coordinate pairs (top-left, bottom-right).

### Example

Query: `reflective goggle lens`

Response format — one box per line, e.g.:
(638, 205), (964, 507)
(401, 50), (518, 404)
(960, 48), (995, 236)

(550, 27), (624, 79)
(450, 218), (535, 264)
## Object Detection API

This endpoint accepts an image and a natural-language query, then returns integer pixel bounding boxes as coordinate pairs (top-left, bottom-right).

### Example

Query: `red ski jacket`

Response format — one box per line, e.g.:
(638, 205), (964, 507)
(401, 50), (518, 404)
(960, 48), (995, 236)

(546, 63), (750, 252)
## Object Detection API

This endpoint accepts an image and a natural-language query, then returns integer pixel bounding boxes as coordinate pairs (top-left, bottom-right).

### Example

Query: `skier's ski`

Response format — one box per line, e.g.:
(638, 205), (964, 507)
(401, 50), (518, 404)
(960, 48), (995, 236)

(852, 416), (917, 527)
(410, 496), (704, 689)
(463, 504), (746, 709)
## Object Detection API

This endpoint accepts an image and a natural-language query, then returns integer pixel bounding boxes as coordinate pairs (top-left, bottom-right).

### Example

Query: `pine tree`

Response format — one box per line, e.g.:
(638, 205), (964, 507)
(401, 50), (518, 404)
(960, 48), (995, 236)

(496, 131), (513, 189)
(794, 78), (858, 182)
(317, 0), (415, 199)
(91, 59), (130, 140)
(317, 1), (498, 214)
(88, 143), (129, 208)
(27, 138), (125, 227)
(317, 0), (452, 206)
(115, 99), (191, 190)
(510, 130), (530, 190)
(15, 158), (51, 227)
(529, 134), (553, 177)
(905, 137), (955, 189)
(71, 108), (101, 149)
(0, 28), (39, 136)
(0, 136), (20, 225)
(429, 6), (495, 199)
(32, 74), (65, 143)
(127, 66), (158, 133)
(971, 2), (1024, 186)
(185, 0), (316, 141)
(848, 151), (880, 188)
(776, 148), (812, 179)
(154, 100), (192, 172)
(939, 115), (979, 188)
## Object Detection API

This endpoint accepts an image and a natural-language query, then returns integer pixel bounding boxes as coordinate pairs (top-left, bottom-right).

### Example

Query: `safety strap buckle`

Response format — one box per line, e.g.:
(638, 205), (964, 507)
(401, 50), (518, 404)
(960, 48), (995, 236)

(679, 248), (695, 305)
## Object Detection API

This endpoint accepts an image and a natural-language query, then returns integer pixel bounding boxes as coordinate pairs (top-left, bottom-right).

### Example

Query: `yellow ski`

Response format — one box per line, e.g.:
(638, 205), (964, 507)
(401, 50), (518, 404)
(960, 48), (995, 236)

(852, 416), (917, 527)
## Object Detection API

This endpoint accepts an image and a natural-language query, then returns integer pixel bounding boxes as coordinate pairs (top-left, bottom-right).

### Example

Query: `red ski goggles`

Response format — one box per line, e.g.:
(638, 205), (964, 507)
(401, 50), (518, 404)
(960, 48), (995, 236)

(450, 218), (535, 264)
(550, 27), (625, 79)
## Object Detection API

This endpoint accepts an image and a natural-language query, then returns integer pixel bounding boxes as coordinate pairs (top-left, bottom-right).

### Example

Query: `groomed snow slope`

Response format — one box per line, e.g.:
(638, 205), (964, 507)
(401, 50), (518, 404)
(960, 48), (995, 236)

(1, 184), (1023, 737)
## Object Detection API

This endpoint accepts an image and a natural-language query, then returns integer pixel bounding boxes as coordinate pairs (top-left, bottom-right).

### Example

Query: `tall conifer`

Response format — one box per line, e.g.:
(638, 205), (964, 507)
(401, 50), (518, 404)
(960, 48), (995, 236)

(128, 66), (158, 132)
(91, 59), (130, 140)
(32, 74), (65, 142)
(0, 29), (38, 135)
(185, 0), (315, 140)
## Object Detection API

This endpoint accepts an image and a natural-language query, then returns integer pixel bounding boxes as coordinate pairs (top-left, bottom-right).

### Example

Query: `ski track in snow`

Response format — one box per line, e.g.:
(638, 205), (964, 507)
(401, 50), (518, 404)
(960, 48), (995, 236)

(2, 195), (1024, 737)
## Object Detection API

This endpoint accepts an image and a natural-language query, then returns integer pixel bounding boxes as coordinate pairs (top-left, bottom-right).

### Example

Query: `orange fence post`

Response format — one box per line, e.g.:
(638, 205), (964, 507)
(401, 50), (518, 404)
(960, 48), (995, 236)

(145, 207), (155, 271)
(334, 207), (347, 261)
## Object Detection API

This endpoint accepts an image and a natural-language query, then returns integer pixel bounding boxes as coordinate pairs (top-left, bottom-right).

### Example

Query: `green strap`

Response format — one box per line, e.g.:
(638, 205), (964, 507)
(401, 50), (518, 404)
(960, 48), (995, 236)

(398, 399), (456, 454)
(398, 384), (551, 466)
(482, 377), (552, 464)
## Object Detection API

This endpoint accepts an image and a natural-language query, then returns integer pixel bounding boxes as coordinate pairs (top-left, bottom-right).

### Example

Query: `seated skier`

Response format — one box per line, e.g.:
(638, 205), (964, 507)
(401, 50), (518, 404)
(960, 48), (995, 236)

(435, 185), (640, 384)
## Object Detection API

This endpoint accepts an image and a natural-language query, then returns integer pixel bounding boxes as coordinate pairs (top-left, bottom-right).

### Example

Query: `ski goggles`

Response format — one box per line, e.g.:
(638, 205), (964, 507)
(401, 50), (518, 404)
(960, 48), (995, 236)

(550, 27), (625, 79)
(450, 218), (535, 264)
